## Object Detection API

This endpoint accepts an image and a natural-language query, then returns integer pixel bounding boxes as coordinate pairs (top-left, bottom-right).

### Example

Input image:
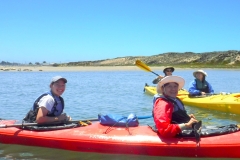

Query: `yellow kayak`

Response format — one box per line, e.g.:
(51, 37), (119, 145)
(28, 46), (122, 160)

(178, 93), (240, 115)
(144, 84), (189, 96)
(144, 84), (240, 115)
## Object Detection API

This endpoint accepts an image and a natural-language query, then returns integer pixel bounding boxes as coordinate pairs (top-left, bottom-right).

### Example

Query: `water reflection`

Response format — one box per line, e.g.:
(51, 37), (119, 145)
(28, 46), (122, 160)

(185, 105), (240, 126)
(0, 143), (237, 160)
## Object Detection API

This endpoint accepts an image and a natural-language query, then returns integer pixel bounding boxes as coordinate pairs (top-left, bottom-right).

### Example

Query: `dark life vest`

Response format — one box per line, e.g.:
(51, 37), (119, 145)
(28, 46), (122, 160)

(151, 95), (239, 138)
(195, 79), (210, 93)
(23, 92), (64, 123)
(153, 96), (190, 124)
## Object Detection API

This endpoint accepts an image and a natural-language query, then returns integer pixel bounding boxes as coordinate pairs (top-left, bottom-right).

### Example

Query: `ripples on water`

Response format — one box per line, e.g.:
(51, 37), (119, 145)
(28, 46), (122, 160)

(1, 69), (240, 159)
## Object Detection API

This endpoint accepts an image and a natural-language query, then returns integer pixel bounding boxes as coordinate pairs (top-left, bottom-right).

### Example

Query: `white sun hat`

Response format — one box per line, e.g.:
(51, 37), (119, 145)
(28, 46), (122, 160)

(51, 76), (67, 84)
(157, 76), (185, 94)
(193, 70), (207, 78)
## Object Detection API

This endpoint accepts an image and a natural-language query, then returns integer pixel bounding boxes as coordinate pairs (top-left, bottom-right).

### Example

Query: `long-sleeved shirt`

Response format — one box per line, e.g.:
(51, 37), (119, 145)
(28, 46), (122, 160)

(153, 96), (187, 137)
(188, 79), (214, 96)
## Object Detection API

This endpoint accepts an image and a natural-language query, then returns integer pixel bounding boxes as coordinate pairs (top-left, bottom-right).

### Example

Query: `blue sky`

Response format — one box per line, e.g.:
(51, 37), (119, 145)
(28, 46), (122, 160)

(1, 0), (240, 63)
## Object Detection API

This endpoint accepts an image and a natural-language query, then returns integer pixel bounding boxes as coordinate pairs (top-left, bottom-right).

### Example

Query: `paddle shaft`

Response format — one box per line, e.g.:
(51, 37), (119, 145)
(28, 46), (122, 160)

(187, 93), (221, 98)
(0, 116), (153, 128)
(151, 71), (159, 76)
(138, 115), (152, 119)
(0, 118), (99, 128)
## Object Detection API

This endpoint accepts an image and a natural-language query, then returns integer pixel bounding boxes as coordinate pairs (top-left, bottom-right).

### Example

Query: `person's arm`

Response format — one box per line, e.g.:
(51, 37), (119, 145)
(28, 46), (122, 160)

(153, 99), (181, 137)
(188, 80), (200, 95)
(35, 95), (70, 124)
(36, 107), (69, 124)
(207, 81), (214, 94)
(152, 76), (164, 84)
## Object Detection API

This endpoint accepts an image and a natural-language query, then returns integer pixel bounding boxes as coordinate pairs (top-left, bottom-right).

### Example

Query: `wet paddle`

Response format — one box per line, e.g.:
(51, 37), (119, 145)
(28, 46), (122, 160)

(135, 60), (159, 76)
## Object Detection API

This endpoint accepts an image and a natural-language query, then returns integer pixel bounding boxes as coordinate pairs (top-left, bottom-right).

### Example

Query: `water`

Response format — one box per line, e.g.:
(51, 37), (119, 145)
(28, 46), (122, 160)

(1, 69), (240, 159)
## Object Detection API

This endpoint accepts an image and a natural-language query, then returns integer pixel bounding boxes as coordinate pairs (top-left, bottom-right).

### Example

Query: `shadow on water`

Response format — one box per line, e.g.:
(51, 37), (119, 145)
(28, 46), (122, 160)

(0, 143), (237, 160)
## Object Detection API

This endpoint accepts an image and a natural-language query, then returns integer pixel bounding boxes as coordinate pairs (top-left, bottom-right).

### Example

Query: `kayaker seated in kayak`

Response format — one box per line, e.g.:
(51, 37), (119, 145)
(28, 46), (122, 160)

(153, 76), (199, 137)
(152, 66), (174, 84)
(188, 70), (214, 96)
(23, 76), (71, 124)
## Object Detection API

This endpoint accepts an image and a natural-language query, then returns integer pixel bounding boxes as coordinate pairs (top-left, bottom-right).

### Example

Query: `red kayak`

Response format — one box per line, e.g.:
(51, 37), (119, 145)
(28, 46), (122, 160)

(0, 120), (240, 158)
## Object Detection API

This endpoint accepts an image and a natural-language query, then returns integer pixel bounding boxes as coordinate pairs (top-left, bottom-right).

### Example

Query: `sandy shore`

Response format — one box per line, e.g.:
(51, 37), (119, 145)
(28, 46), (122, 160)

(0, 65), (169, 72)
(1, 65), (234, 72)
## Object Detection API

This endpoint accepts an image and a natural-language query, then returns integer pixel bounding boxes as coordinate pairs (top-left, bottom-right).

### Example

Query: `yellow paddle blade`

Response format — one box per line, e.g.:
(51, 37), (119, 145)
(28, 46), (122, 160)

(135, 60), (159, 76)
(135, 60), (152, 72)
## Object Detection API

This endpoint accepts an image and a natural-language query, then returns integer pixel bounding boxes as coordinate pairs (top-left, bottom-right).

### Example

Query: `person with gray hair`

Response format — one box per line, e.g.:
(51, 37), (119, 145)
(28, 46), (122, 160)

(23, 76), (71, 123)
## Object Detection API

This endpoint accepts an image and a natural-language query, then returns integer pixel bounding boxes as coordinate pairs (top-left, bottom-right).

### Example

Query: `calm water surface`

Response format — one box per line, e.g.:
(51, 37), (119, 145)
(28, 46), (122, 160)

(1, 69), (240, 159)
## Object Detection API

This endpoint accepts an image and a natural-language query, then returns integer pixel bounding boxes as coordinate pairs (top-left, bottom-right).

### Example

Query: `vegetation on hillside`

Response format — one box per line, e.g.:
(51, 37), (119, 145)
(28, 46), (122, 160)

(2, 50), (240, 68)
(66, 50), (240, 68)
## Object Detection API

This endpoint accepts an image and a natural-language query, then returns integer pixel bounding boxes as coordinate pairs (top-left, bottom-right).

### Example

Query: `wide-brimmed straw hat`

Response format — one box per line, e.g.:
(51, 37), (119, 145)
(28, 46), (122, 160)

(163, 66), (174, 73)
(157, 76), (185, 94)
(193, 70), (207, 78)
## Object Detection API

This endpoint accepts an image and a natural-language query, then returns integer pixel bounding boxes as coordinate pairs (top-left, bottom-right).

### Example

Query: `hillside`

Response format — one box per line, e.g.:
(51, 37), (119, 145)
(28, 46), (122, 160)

(66, 50), (240, 68)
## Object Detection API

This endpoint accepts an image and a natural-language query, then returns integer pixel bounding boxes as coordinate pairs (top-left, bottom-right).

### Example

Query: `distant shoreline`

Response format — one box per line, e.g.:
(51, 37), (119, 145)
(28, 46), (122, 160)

(1, 65), (239, 72)
(0, 65), (166, 72)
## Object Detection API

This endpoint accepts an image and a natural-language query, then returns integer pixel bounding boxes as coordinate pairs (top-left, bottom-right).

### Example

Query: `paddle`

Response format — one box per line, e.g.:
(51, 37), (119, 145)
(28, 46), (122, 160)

(0, 115), (153, 128)
(193, 120), (202, 146)
(0, 118), (99, 128)
(135, 60), (159, 76)
(137, 115), (152, 119)
(188, 93), (223, 98)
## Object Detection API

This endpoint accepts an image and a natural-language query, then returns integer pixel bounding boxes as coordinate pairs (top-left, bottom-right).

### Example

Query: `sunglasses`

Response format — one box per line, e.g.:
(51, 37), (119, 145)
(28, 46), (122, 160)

(165, 70), (172, 72)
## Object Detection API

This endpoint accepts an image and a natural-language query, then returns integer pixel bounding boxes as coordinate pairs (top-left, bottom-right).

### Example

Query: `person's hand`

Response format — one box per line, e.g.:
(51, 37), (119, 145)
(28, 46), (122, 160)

(189, 114), (195, 119)
(158, 75), (164, 79)
(58, 113), (69, 121)
(66, 116), (71, 121)
(185, 118), (198, 128)
(201, 92), (206, 95)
